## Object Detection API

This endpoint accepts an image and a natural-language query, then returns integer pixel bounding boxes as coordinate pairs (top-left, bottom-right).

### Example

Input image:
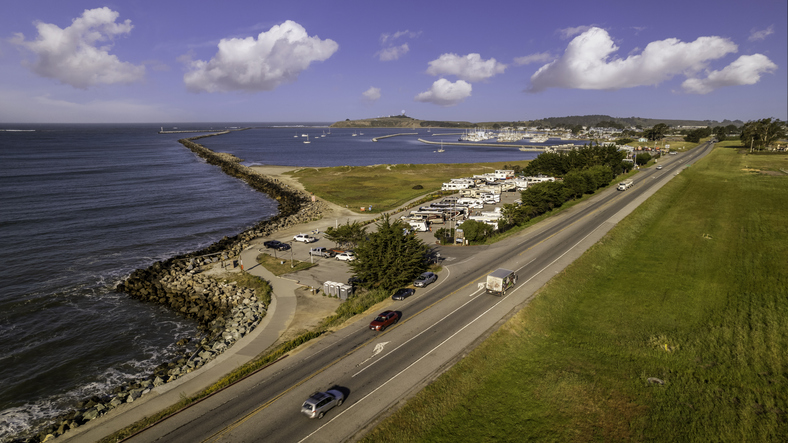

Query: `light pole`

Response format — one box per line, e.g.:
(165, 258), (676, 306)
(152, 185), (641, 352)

(290, 241), (294, 268)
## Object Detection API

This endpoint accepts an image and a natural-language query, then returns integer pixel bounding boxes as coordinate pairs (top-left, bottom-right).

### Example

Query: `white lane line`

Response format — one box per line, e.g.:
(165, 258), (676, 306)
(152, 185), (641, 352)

(352, 286), (484, 378)
(300, 209), (610, 442)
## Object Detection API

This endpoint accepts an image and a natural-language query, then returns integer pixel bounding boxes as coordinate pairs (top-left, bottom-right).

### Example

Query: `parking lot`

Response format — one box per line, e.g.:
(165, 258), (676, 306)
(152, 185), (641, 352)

(255, 190), (522, 292)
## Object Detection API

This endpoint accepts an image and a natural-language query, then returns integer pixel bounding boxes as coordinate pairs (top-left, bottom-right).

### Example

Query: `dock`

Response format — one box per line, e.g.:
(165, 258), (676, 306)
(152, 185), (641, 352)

(371, 132), (418, 142)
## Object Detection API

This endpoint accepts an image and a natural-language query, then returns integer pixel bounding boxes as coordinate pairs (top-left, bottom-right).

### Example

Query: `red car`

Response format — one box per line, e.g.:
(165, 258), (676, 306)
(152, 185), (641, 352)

(369, 310), (400, 331)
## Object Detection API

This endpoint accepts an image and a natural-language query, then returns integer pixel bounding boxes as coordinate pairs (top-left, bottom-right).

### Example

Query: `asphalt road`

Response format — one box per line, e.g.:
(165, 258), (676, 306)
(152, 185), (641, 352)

(125, 142), (714, 443)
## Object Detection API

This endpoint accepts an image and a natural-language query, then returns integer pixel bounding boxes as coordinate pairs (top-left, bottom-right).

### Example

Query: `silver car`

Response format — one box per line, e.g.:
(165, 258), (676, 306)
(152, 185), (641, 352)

(301, 389), (344, 419)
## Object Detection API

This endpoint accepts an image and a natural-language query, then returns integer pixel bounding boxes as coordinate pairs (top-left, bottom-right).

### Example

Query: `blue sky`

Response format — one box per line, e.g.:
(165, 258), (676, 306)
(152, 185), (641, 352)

(1, 0), (785, 123)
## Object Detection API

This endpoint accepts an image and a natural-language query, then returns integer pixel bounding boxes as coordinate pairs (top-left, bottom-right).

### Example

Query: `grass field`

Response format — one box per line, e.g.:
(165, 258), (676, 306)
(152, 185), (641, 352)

(361, 145), (788, 442)
(288, 162), (527, 212)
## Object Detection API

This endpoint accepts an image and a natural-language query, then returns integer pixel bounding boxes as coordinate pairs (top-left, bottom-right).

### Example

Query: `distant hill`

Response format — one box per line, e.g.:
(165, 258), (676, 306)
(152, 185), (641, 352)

(331, 115), (744, 128)
(527, 115), (744, 128)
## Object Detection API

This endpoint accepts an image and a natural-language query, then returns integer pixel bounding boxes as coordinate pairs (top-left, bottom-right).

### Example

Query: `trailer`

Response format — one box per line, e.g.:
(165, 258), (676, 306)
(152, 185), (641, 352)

(485, 268), (518, 296)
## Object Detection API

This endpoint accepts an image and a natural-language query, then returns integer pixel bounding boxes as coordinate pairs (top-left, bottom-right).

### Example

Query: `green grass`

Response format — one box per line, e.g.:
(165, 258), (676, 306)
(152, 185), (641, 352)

(361, 145), (788, 442)
(289, 162), (528, 212)
(256, 253), (317, 275)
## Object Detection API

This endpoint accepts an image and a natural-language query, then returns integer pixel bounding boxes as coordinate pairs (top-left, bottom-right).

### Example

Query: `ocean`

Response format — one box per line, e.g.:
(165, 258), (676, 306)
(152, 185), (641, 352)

(0, 123), (543, 440)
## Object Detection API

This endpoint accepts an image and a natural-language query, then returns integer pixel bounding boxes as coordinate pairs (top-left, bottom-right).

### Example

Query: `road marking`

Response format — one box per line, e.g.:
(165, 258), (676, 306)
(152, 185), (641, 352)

(357, 341), (389, 366)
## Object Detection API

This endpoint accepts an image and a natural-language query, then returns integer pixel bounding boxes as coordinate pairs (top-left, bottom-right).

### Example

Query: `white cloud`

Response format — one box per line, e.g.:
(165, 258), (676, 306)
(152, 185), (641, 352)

(11, 7), (145, 89)
(426, 53), (506, 82)
(183, 20), (338, 93)
(376, 43), (409, 61)
(363, 86), (381, 101)
(514, 52), (554, 66)
(558, 25), (594, 40)
(748, 25), (774, 42)
(380, 30), (420, 45)
(682, 54), (777, 94)
(529, 27), (748, 92)
(414, 78), (472, 106)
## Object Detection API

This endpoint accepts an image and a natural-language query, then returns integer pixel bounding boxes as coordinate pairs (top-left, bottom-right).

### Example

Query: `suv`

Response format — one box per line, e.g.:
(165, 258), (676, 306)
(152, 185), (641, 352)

(301, 389), (344, 419)
(263, 240), (290, 251)
(294, 234), (317, 243)
(336, 251), (356, 261)
(414, 272), (437, 287)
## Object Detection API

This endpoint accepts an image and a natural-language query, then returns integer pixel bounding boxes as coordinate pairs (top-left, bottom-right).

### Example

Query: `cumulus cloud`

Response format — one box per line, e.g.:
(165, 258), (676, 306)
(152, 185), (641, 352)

(11, 7), (145, 89)
(748, 25), (774, 42)
(682, 54), (777, 94)
(376, 43), (409, 61)
(528, 27), (766, 93)
(414, 78), (472, 106)
(362, 86), (381, 101)
(426, 53), (506, 82)
(514, 52), (554, 66)
(183, 20), (338, 93)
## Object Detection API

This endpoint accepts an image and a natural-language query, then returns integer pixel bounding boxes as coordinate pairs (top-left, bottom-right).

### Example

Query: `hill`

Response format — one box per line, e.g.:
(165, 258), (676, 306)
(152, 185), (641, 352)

(331, 115), (744, 129)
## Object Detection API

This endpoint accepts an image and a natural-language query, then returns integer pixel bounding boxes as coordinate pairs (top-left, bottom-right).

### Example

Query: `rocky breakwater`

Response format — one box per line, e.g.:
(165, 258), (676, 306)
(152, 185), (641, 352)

(21, 135), (330, 442)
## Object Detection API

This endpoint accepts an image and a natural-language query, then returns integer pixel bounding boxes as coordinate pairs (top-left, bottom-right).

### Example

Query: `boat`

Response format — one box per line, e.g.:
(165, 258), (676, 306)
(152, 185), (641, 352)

(321, 131), (326, 137)
(303, 135), (311, 144)
(294, 132), (298, 138)
(352, 131), (358, 137)
(437, 140), (445, 152)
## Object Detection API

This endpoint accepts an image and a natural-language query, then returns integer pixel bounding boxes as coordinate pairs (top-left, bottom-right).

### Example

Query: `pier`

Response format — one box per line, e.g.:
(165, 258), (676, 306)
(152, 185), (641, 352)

(371, 132), (418, 142)
(158, 127), (251, 134)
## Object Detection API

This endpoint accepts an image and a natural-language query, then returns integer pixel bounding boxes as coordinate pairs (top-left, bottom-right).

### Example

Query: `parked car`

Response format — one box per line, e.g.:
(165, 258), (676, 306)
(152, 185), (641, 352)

(336, 251), (356, 261)
(391, 288), (415, 301)
(413, 272), (437, 287)
(309, 247), (334, 257)
(369, 310), (400, 331)
(301, 389), (344, 419)
(263, 240), (290, 251)
(294, 234), (317, 243)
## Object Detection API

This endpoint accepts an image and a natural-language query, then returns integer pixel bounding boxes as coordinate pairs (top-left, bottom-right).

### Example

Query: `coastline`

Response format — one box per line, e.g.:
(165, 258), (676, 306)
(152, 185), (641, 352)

(21, 133), (331, 442)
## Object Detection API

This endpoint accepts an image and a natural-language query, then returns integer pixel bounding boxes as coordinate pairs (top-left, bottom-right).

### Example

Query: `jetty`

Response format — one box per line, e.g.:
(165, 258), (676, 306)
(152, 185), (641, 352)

(158, 127), (251, 134)
(371, 132), (418, 142)
(417, 138), (547, 151)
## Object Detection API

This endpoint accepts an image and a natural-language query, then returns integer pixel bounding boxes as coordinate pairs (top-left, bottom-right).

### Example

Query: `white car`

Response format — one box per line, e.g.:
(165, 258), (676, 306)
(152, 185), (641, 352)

(294, 234), (317, 243)
(336, 252), (356, 261)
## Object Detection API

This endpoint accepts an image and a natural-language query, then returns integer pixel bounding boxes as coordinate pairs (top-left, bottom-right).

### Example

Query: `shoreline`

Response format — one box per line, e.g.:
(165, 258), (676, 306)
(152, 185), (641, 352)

(21, 133), (333, 442)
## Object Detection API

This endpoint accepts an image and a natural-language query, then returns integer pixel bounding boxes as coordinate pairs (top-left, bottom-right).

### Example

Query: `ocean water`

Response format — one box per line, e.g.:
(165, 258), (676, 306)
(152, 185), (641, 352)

(0, 123), (542, 440)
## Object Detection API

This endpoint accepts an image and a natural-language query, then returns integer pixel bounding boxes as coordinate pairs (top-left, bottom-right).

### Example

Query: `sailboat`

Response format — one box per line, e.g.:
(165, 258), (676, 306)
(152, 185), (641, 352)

(294, 132), (298, 138)
(438, 140), (445, 152)
(352, 130), (357, 137)
(303, 135), (311, 144)
(321, 131), (326, 137)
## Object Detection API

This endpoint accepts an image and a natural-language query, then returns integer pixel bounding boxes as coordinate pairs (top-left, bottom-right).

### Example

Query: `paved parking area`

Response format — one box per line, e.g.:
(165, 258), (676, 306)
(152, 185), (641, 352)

(256, 190), (522, 290)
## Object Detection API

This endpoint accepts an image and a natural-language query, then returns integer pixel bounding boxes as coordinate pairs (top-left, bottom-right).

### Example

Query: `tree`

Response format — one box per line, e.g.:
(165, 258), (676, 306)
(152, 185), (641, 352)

(644, 123), (669, 141)
(459, 220), (494, 243)
(349, 215), (429, 291)
(635, 153), (652, 166)
(324, 221), (367, 249)
(520, 181), (569, 214)
(740, 118), (786, 152)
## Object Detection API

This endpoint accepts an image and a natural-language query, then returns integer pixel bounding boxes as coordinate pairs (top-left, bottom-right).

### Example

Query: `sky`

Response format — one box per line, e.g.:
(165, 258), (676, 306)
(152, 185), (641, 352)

(1, 0), (785, 124)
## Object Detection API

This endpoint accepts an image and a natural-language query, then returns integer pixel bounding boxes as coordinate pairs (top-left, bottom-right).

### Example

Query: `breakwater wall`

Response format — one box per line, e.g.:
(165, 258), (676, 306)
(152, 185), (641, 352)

(371, 132), (418, 141)
(23, 134), (329, 443)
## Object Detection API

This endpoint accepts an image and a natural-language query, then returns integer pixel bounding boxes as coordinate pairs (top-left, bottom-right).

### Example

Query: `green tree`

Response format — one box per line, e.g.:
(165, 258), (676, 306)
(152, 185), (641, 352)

(644, 123), (669, 141)
(349, 215), (429, 291)
(740, 118), (786, 152)
(635, 153), (652, 166)
(324, 221), (367, 249)
(459, 220), (494, 243)
(520, 181), (568, 214)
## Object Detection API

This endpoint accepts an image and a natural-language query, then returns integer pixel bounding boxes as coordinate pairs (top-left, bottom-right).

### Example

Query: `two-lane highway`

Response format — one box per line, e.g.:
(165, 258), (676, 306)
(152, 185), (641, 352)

(125, 143), (714, 443)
